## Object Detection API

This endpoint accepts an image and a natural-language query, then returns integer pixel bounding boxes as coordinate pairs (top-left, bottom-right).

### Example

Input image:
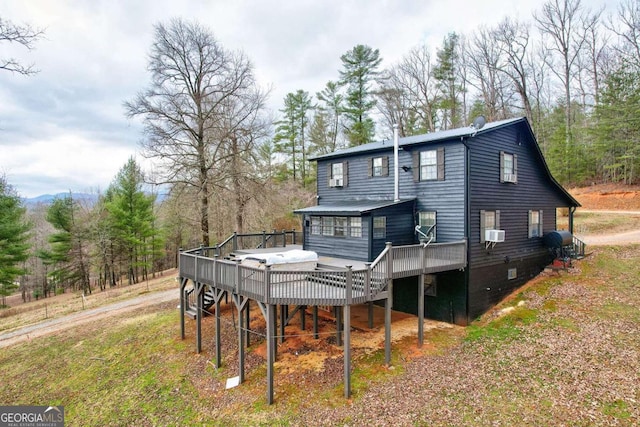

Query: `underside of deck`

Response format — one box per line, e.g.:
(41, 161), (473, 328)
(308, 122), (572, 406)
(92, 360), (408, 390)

(178, 239), (467, 404)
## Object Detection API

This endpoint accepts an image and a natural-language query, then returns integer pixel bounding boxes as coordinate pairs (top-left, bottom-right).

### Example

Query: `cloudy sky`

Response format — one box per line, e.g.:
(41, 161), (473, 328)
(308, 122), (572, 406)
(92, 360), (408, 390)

(0, 0), (616, 198)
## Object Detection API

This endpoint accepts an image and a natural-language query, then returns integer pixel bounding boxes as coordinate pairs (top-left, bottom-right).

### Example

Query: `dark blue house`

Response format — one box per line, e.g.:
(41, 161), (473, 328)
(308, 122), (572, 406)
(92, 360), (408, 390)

(295, 117), (581, 325)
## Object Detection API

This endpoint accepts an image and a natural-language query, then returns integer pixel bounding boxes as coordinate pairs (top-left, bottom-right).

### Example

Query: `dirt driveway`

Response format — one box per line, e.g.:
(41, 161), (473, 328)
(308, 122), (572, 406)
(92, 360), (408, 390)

(577, 209), (640, 246)
(0, 289), (178, 348)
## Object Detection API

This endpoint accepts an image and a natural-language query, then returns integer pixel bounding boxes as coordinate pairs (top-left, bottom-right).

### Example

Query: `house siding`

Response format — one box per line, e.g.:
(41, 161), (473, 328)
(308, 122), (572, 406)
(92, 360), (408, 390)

(466, 121), (574, 322)
(316, 142), (466, 244)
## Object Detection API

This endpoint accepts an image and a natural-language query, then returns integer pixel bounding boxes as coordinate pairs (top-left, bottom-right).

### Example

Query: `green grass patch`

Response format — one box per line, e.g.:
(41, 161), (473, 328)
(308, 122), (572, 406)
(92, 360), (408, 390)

(602, 399), (632, 419)
(466, 306), (538, 344)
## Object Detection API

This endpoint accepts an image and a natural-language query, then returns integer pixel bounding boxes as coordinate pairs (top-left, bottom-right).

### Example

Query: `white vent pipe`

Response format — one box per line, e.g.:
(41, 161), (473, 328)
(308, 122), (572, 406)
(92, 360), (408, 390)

(393, 123), (400, 202)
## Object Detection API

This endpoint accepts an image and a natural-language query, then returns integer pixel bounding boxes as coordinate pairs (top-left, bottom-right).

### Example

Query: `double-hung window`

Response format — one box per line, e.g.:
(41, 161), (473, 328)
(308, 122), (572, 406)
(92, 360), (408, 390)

(329, 162), (348, 187)
(528, 210), (543, 238)
(413, 147), (445, 182)
(500, 151), (518, 183)
(418, 211), (437, 241)
(480, 210), (500, 243)
(310, 216), (321, 235)
(369, 156), (388, 177)
(349, 217), (362, 237)
(373, 217), (386, 239)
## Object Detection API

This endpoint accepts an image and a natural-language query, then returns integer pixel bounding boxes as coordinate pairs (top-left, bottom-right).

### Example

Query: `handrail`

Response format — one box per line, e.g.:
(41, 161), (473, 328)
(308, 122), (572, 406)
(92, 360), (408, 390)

(179, 239), (467, 306)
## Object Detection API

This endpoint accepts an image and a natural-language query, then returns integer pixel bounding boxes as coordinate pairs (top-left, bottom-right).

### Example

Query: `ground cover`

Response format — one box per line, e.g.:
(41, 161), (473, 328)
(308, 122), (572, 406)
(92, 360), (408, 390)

(1, 245), (638, 426)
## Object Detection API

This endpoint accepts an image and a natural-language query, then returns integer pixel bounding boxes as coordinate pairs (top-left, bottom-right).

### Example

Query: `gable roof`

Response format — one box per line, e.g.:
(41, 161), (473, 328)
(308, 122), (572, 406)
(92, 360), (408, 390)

(310, 117), (525, 161)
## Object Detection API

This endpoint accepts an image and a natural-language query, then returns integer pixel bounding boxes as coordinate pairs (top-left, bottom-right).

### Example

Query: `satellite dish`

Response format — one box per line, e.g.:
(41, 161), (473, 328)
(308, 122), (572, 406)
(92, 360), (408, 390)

(472, 115), (486, 130)
(471, 116), (487, 130)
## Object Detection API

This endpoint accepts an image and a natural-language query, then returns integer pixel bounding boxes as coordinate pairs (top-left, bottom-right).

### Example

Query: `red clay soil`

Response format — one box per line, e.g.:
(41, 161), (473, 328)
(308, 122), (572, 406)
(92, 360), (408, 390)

(569, 183), (640, 210)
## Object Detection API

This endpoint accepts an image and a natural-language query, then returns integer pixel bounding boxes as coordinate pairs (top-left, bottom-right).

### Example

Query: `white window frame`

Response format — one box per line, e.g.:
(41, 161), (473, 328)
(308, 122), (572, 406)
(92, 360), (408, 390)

(418, 211), (437, 241)
(373, 216), (386, 239)
(349, 217), (362, 237)
(480, 210), (500, 243)
(372, 157), (383, 177)
(322, 216), (334, 236)
(528, 210), (543, 238)
(334, 216), (347, 237)
(310, 216), (321, 235)
(501, 151), (518, 183)
(420, 150), (438, 181)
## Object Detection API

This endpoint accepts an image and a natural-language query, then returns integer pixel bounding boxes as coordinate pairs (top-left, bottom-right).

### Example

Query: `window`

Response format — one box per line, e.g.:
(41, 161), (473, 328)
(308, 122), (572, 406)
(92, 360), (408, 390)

(508, 268), (517, 280)
(310, 216), (321, 235)
(420, 150), (437, 180)
(369, 156), (388, 177)
(349, 217), (362, 237)
(528, 210), (543, 238)
(418, 211), (437, 241)
(322, 216), (334, 236)
(334, 217), (347, 237)
(328, 161), (348, 187)
(413, 147), (444, 182)
(500, 151), (518, 183)
(480, 210), (500, 243)
(373, 216), (386, 239)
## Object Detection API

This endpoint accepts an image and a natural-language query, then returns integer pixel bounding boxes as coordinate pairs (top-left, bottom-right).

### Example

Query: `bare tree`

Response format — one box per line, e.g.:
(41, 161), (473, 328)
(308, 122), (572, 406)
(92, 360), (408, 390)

(380, 45), (439, 136)
(0, 17), (43, 75)
(494, 18), (536, 124)
(607, 0), (640, 70)
(466, 26), (514, 121)
(125, 18), (267, 246)
(535, 0), (588, 183)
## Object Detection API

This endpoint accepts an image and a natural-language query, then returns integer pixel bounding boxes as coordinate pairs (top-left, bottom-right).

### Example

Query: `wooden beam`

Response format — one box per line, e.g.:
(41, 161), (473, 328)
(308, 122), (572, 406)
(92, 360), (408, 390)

(343, 304), (351, 398)
(385, 279), (393, 365)
(266, 303), (275, 404)
(418, 275), (424, 347)
(196, 282), (203, 354)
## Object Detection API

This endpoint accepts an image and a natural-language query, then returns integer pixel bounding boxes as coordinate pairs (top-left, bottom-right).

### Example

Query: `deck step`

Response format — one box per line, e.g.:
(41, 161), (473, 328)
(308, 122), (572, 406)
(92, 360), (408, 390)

(185, 307), (197, 319)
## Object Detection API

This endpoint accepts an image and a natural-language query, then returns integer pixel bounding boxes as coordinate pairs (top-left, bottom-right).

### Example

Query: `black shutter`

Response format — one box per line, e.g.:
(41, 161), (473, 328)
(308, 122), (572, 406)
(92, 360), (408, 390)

(412, 151), (419, 182)
(437, 147), (445, 181)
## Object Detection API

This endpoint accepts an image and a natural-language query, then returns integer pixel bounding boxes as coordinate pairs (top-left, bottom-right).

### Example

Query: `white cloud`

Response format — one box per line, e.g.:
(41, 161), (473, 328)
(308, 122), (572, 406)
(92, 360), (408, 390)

(0, 0), (622, 198)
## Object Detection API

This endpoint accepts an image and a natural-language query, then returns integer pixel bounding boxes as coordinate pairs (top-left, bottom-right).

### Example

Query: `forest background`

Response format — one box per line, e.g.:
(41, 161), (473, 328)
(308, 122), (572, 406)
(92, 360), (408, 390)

(1, 0), (639, 305)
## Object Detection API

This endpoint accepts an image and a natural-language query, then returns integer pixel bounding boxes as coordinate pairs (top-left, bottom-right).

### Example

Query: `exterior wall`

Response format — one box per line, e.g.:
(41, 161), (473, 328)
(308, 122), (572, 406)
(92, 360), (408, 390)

(466, 121), (572, 322)
(315, 142), (466, 244)
(392, 270), (468, 325)
(303, 215), (371, 262)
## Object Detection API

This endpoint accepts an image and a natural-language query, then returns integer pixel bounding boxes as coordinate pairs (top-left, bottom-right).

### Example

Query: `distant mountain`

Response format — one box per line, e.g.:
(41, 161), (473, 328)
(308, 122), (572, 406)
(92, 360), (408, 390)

(23, 191), (166, 208)
(23, 192), (99, 208)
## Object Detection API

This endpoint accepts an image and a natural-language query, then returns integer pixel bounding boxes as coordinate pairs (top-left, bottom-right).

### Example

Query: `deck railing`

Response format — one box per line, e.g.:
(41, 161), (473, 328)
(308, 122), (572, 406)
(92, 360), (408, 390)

(179, 239), (467, 306)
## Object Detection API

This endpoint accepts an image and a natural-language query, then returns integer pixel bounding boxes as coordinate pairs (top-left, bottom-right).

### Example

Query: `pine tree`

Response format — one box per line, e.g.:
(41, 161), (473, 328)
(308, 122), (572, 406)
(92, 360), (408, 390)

(0, 177), (31, 307)
(106, 158), (162, 285)
(339, 44), (382, 146)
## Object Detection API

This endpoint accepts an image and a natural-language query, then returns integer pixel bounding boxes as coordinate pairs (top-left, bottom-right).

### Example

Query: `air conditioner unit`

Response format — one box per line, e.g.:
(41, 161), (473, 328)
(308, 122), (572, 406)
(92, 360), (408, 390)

(485, 229), (505, 242)
(503, 173), (517, 183)
(329, 178), (343, 187)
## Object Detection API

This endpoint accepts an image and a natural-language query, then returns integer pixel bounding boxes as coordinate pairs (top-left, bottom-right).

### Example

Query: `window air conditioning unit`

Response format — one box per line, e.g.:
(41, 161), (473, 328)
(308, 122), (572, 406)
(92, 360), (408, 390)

(330, 178), (343, 187)
(485, 229), (505, 242)
(503, 173), (517, 183)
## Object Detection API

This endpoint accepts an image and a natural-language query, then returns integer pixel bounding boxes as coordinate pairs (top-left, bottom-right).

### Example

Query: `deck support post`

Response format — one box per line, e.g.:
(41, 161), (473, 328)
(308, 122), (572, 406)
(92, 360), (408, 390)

(368, 302), (374, 329)
(313, 306), (319, 339)
(385, 281), (392, 364)
(300, 305), (306, 330)
(279, 305), (285, 344)
(196, 282), (203, 354)
(245, 299), (251, 347)
(343, 304), (351, 398)
(233, 294), (249, 383)
(418, 275), (424, 347)
(214, 290), (222, 368)
(266, 303), (276, 404)
(385, 242), (393, 365)
(335, 306), (343, 346)
(179, 276), (187, 339)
